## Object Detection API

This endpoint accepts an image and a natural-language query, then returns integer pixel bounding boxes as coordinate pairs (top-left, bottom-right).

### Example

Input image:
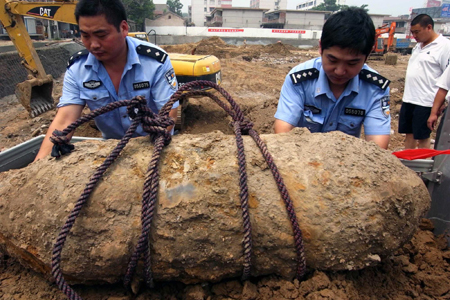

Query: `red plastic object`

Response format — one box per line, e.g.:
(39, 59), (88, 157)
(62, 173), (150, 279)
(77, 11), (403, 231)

(392, 149), (450, 160)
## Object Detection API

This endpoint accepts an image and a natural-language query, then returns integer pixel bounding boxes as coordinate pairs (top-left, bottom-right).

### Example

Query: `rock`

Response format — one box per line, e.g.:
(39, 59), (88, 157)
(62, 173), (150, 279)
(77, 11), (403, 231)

(184, 285), (207, 300)
(31, 128), (41, 137)
(242, 281), (258, 300)
(0, 129), (430, 284)
(419, 218), (434, 231)
(385, 53), (398, 65)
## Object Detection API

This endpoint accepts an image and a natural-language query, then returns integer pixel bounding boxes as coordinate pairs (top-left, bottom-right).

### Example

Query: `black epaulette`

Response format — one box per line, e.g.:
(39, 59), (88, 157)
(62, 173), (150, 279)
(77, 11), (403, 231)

(290, 68), (320, 85)
(67, 49), (89, 68)
(136, 45), (168, 64)
(359, 69), (390, 90)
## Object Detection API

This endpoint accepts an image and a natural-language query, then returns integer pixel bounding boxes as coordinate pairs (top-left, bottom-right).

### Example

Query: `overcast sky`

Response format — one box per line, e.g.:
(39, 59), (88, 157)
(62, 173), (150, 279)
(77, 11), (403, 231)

(154, 0), (428, 16)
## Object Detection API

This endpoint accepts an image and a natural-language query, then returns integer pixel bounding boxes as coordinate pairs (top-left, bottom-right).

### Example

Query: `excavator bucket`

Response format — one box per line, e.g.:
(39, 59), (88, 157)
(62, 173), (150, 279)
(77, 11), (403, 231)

(15, 74), (54, 118)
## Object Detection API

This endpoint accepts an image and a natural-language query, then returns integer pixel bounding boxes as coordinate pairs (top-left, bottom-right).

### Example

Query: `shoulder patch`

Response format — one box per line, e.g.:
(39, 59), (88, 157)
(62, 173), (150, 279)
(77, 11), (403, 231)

(136, 45), (168, 64)
(359, 69), (390, 90)
(67, 49), (89, 68)
(380, 95), (390, 118)
(290, 68), (320, 85)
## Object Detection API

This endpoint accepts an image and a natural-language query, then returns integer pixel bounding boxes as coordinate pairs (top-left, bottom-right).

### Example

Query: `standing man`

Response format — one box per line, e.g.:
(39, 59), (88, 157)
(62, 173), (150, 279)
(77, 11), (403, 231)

(274, 8), (391, 149)
(427, 66), (449, 131)
(399, 14), (450, 149)
(34, 0), (179, 160)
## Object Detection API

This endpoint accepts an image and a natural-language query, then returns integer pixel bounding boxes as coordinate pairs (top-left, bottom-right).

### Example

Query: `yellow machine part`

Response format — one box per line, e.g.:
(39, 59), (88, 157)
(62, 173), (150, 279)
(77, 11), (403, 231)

(15, 75), (54, 118)
(169, 53), (221, 89)
(128, 33), (222, 89)
(128, 33), (223, 131)
(166, 54), (222, 131)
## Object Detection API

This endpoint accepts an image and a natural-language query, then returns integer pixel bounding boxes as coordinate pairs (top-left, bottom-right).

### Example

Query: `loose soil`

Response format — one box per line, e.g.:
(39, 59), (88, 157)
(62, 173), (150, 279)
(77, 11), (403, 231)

(1, 37), (449, 299)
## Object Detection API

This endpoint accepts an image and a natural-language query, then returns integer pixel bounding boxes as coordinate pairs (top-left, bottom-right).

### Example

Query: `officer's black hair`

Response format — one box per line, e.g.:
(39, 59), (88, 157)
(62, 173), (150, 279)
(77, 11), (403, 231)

(75, 0), (127, 32)
(320, 8), (375, 57)
(411, 14), (434, 29)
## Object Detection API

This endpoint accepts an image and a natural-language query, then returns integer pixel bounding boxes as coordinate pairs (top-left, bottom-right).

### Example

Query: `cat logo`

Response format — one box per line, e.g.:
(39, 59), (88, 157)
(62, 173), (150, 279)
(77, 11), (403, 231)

(26, 6), (59, 19)
(40, 7), (51, 18)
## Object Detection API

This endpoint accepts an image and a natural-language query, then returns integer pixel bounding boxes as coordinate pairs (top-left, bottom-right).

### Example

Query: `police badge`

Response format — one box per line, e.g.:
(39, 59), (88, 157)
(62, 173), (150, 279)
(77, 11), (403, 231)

(380, 96), (390, 118)
(165, 69), (178, 90)
(83, 80), (102, 89)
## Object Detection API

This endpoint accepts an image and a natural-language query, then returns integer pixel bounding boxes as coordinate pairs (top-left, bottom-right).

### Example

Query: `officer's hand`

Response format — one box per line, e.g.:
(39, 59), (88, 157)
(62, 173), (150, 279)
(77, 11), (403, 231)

(427, 113), (438, 131)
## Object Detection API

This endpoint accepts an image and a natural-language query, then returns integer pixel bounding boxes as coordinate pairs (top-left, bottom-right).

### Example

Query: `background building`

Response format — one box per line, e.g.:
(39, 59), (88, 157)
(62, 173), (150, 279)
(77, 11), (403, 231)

(382, 15), (410, 34)
(208, 7), (268, 27)
(154, 4), (170, 19)
(190, 0), (232, 26)
(261, 9), (329, 30)
(145, 11), (186, 27)
(250, 0), (287, 11)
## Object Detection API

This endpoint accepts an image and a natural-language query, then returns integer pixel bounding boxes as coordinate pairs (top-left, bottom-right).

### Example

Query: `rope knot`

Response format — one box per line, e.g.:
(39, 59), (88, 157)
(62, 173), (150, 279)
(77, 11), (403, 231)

(141, 114), (174, 146)
(237, 118), (254, 135)
(49, 130), (74, 158)
(127, 96), (148, 119)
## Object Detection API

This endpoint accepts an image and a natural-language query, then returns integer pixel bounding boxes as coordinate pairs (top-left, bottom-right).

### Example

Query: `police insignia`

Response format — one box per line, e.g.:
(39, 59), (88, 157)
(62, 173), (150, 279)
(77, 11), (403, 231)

(290, 68), (320, 85)
(380, 96), (390, 118)
(165, 69), (177, 90)
(359, 69), (390, 90)
(133, 81), (150, 90)
(136, 45), (168, 63)
(344, 108), (365, 117)
(83, 80), (102, 89)
(67, 49), (89, 68)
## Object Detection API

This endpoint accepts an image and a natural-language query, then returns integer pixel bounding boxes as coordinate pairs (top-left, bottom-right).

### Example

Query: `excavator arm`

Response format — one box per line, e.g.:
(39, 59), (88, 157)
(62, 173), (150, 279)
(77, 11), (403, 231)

(373, 22), (396, 54)
(1, 0), (222, 128)
(5, 0), (77, 24)
(0, 0), (78, 117)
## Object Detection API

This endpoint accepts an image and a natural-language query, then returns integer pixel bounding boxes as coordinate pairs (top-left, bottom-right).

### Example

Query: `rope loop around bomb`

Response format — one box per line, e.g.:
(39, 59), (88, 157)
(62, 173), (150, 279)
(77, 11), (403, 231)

(51, 82), (306, 300)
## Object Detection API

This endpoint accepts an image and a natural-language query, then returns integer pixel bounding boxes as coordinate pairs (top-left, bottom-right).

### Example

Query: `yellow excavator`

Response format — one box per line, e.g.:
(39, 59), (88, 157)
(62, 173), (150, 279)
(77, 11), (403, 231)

(0, 0), (221, 128)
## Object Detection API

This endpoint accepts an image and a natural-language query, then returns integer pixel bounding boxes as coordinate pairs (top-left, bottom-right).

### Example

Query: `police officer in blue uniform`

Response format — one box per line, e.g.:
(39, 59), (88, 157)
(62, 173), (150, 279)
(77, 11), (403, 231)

(35, 0), (179, 160)
(274, 8), (391, 149)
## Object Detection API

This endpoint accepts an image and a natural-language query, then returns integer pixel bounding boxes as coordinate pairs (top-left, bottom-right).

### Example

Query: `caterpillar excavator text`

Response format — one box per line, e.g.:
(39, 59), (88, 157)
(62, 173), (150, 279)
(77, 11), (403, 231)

(0, 0), (221, 129)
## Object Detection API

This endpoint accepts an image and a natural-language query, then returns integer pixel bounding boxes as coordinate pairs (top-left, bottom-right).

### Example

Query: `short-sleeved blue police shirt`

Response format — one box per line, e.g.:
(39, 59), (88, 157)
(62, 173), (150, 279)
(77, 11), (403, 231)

(274, 57), (391, 137)
(58, 36), (179, 139)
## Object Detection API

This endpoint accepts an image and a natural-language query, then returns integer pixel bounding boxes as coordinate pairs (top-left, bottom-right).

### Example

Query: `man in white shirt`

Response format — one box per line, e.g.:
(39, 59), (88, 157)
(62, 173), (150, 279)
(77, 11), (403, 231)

(399, 14), (450, 149)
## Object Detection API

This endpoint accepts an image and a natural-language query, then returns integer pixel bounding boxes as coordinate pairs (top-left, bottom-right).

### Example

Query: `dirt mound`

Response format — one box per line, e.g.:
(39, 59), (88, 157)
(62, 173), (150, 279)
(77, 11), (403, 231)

(263, 42), (293, 56)
(199, 36), (228, 46)
(161, 43), (196, 54)
(194, 36), (240, 59)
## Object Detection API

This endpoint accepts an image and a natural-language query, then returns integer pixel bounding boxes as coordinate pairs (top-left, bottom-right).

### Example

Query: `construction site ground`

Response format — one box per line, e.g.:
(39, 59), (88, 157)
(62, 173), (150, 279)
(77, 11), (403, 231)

(1, 37), (449, 299)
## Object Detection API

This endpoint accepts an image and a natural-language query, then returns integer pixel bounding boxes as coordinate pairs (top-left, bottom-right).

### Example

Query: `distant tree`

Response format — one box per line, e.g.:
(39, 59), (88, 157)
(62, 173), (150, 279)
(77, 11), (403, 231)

(310, 0), (341, 12)
(123, 0), (155, 30)
(167, 0), (183, 16)
(340, 4), (369, 12)
(310, 0), (369, 12)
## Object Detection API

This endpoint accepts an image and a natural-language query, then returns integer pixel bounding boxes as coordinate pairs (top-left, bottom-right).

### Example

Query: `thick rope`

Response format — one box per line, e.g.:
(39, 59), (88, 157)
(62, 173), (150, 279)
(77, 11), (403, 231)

(51, 96), (173, 299)
(51, 81), (306, 300)
(51, 100), (145, 300)
(163, 81), (307, 279)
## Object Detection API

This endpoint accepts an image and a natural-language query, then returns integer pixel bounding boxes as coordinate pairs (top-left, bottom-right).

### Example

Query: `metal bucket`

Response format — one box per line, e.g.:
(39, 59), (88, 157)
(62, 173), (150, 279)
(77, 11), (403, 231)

(15, 74), (54, 118)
